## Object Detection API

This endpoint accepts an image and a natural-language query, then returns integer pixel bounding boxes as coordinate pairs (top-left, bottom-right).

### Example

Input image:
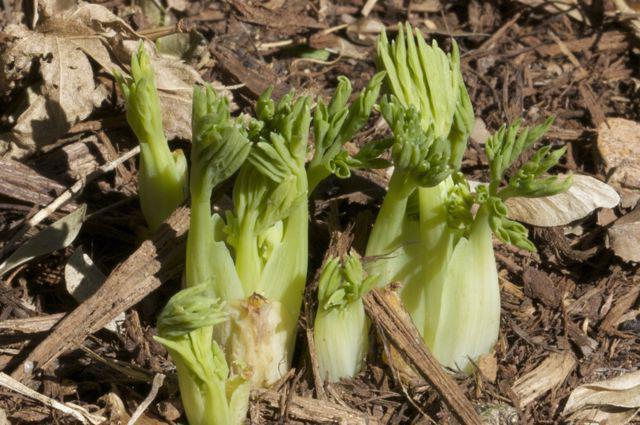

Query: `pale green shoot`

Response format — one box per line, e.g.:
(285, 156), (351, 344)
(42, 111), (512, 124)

(155, 84), (251, 425)
(115, 45), (187, 231)
(423, 119), (572, 372)
(155, 285), (249, 425)
(367, 24), (474, 335)
(307, 72), (387, 192)
(314, 253), (378, 382)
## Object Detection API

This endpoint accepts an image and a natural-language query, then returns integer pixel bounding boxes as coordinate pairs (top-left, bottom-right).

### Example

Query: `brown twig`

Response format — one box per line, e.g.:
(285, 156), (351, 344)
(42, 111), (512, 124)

(363, 287), (482, 425)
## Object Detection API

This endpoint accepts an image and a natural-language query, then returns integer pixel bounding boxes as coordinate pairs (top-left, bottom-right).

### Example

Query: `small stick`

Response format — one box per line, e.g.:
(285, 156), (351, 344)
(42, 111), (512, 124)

(363, 286), (482, 425)
(361, 0), (378, 16)
(3, 146), (140, 256)
(127, 373), (165, 425)
(0, 372), (105, 424)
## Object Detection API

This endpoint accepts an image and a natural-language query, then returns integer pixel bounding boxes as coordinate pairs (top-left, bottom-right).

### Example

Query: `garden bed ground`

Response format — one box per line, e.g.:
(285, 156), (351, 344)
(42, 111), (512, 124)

(0, 0), (639, 424)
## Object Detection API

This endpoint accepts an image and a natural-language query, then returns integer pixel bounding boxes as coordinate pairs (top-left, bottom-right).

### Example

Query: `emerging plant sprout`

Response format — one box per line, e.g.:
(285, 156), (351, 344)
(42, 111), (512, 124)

(366, 23), (473, 343)
(159, 73), (384, 400)
(427, 119), (571, 371)
(155, 85), (251, 425)
(314, 252), (378, 382)
(307, 72), (388, 192)
(149, 20), (571, 423)
(115, 45), (187, 231)
(155, 287), (249, 425)
(367, 23), (571, 372)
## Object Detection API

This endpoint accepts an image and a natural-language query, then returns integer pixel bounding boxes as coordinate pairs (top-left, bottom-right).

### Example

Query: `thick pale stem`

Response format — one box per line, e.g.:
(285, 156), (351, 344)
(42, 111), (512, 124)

(186, 197), (214, 289)
(365, 171), (415, 258)
(398, 177), (455, 339)
(235, 211), (262, 294)
(138, 143), (186, 231)
(314, 300), (368, 382)
(423, 205), (500, 372)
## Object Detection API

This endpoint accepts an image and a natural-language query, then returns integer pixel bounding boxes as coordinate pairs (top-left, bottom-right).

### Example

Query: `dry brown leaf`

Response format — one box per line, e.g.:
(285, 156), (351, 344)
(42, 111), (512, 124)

(470, 117), (490, 145)
(563, 369), (640, 425)
(476, 352), (498, 383)
(512, 351), (576, 406)
(515, 0), (591, 24)
(608, 221), (640, 262)
(505, 174), (620, 227)
(308, 32), (370, 60)
(0, 204), (87, 277)
(597, 118), (640, 190)
(0, 1), (224, 158)
(607, 205), (640, 262)
(0, 23), (106, 157)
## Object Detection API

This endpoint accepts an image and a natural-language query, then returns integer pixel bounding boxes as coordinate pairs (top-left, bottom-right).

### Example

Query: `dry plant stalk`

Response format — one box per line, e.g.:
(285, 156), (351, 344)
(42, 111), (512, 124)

(362, 286), (482, 425)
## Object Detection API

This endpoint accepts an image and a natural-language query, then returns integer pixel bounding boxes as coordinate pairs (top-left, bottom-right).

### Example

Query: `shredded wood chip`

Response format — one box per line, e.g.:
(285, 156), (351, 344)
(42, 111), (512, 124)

(512, 351), (576, 406)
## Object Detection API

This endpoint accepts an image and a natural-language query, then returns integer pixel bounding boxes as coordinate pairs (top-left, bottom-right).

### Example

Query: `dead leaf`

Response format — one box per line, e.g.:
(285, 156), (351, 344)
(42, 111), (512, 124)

(606, 206), (640, 262)
(156, 401), (181, 422)
(597, 118), (640, 190)
(308, 32), (370, 60)
(522, 268), (561, 308)
(167, 0), (188, 11)
(0, 23), (106, 157)
(505, 174), (620, 227)
(0, 204), (87, 277)
(476, 352), (497, 383)
(563, 369), (640, 425)
(597, 208), (618, 226)
(608, 221), (640, 263)
(470, 117), (490, 145)
(0, 2), (218, 158)
(512, 351), (576, 406)
(514, 0), (591, 24)
(156, 30), (210, 66)
(133, 0), (165, 27)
